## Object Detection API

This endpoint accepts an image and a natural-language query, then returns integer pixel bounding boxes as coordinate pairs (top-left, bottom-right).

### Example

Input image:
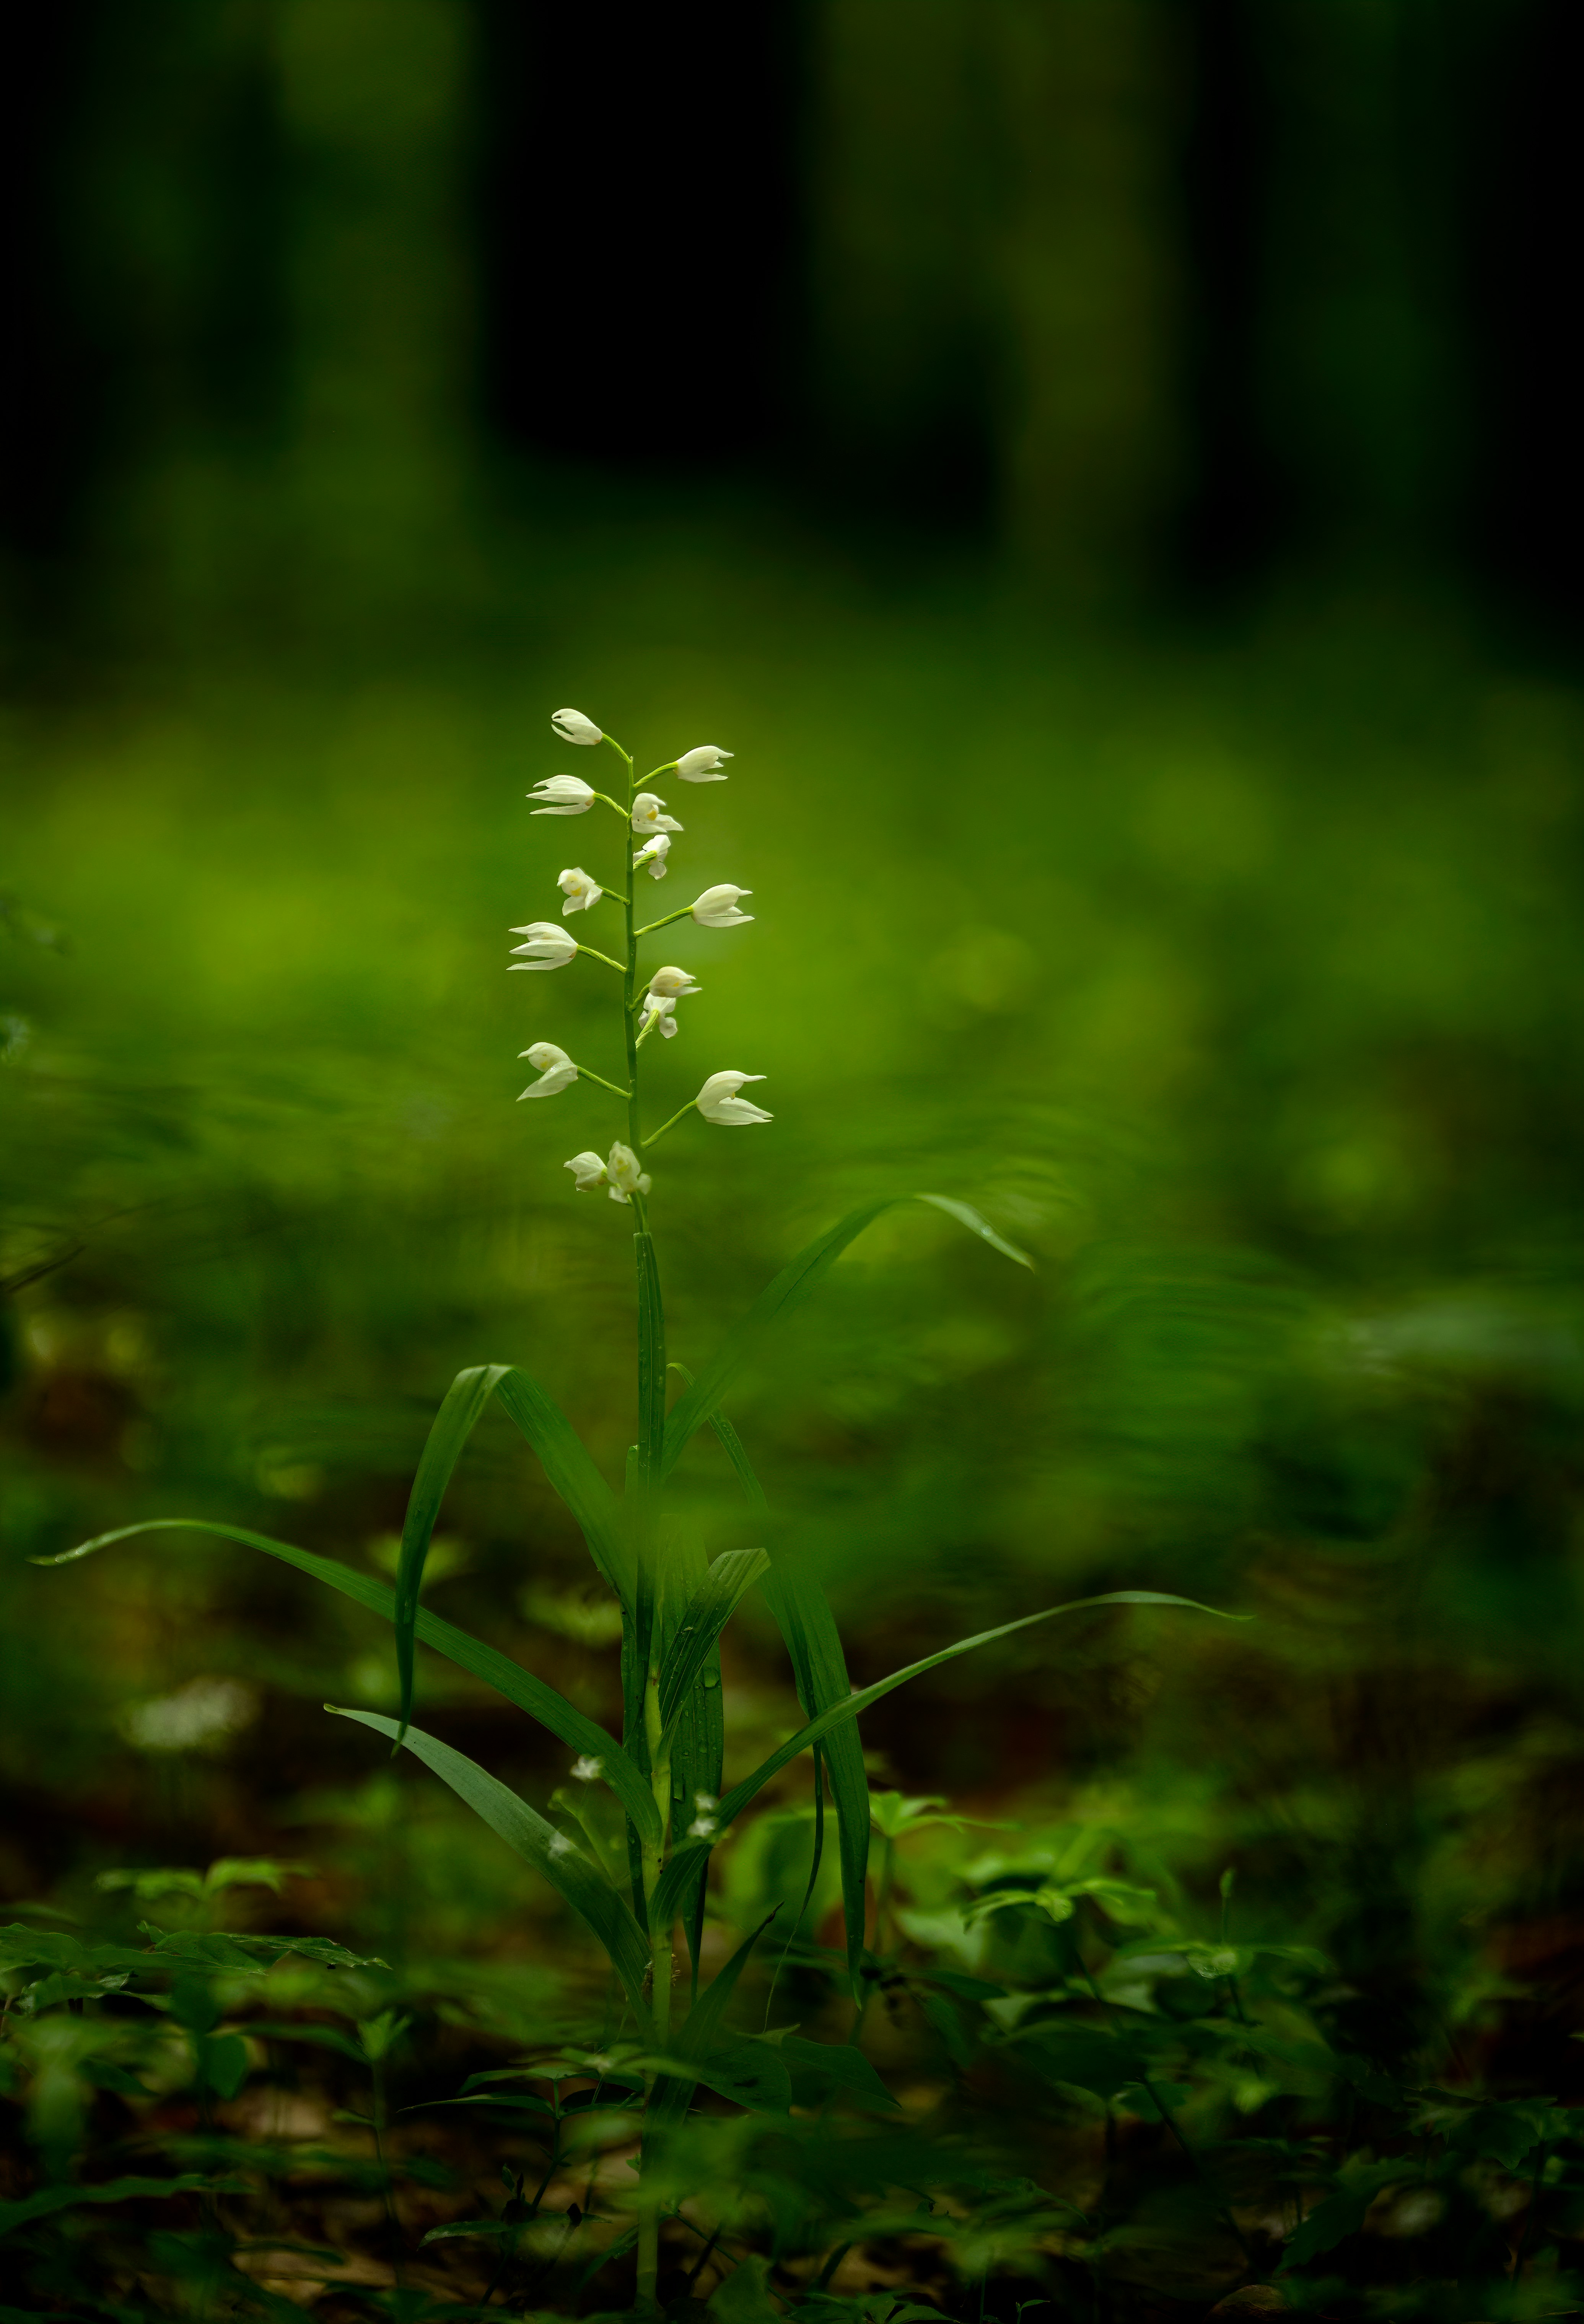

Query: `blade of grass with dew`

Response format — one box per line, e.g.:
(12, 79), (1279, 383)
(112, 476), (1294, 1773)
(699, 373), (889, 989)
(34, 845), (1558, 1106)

(661, 1194), (1032, 1477)
(648, 1592), (1246, 1933)
(327, 1706), (655, 2038)
(39, 1521), (661, 1845)
(657, 1549), (769, 1746)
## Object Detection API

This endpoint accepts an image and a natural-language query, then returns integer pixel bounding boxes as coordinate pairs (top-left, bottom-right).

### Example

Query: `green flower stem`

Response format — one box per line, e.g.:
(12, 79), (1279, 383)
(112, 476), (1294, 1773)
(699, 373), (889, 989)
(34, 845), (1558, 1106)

(592, 792), (630, 819)
(574, 1067), (632, 1101)
(575, 944), (627, 974)
(641, 1101), (696, 1151)
(633, 905), (694, 938)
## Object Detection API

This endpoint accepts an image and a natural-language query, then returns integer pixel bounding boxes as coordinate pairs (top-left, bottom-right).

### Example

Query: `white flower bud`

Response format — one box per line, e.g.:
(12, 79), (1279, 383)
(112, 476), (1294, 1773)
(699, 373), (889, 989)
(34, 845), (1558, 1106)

(631, 793), (683, 838)
(565, 1150), (609, 1192)
(675, 745), (733, 782)
(632, 834), (671, 881)
(606, 1142), (653, 1205)
(690, 884), (753, 929)
(508, 922), (578, 971)
(646, 964), (702, 1000)
(695, 1071), (772, 1126)
(528, 775), (596, 817)
(552, 708), (603, 746)
(518, 1043), (578, 1099)
(687, 1816), (719, 1839)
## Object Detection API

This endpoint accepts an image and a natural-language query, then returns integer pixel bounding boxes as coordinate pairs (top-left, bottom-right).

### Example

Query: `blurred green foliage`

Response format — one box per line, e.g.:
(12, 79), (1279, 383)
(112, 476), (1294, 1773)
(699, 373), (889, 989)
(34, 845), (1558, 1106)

(4, 0), (1584, 2310)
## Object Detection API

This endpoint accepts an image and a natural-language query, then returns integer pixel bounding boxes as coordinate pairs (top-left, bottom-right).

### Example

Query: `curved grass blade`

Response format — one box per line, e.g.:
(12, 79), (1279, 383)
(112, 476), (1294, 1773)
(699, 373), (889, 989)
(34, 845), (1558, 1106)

(670, 1362), (768, 1518)
(656, 1548), (769, 1745)
(38, 1521), (661, 1847)
(647, 1910), (778, 2129)
(328, 1706), (654, 2041)
(760, 1553), (871, 1996)
(396, 1366), (509, 1741)
(661, 1194), (1031, 1476)
(649, 1591), (1245, 1933)
(492, 1367), (632, 1608)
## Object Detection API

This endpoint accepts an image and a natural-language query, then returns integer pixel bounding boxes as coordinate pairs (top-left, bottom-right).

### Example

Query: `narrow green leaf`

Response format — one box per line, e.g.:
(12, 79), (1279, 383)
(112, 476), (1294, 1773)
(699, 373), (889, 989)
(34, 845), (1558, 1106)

(492, 1368), (633, 1607)
(670, 1362), (770, 1519)
(0, 2175), (248, 2238)
(760, 1554), (871, 1995)
(327, 1707), (654, 2042)
(657, 1549), (769, 1742)
(650, 1592), (1244, 1930)
(395, 1365), (509, 1741)
(662, 1193), (1031, 1476)
(777, 2034), (897, 2110)
(37, 1522), (660, 1848)
(648, 1912), (778, 2127)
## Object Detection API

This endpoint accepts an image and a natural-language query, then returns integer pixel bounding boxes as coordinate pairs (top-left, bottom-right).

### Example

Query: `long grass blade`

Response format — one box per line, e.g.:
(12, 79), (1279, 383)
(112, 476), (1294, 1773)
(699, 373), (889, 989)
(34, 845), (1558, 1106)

(760, 1553), (872, 1996)
(661, 1194), (1031, 1476)
(39, 1521), (661, 1847)
(649, 1591), (1244, 1932)
(395, 1366), (510, 1740)
(647, 1911), (778, 2127)
(328, 1706), (654, 2040)
(656, 1548), (769, 1743)
(492, 1368), (633, 1608)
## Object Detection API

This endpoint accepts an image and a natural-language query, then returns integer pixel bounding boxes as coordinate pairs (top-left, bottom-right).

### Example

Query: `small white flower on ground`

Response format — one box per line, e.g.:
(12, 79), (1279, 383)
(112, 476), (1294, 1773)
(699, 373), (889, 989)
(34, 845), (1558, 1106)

(607, 1142), (653, 1204)
(528, 774), (596, 816)
(690, 884), (754, 928)
(518, 1043), (578, 1099)
(646, 965), (702, 1000)
(676, 745), (733, 782)
(631, 792), (683, 838)
(639, 994), (678, 1040)
(508, 922), (578, 971)
(571, 1754), (604, 1782)
(695, 1070), (772, 1125)
(557, 866), (603, 914)
(632, 834), (671, 880)
(565, 1150), (608, 1192)
(552, 708), (603, 746)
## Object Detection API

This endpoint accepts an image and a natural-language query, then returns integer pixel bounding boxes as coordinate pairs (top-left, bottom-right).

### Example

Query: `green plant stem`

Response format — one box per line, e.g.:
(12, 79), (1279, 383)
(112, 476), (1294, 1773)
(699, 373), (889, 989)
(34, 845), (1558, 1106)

(633, 905), (694, 938)
(641, 1100), (695, 1150)
(575, 1066), (632, 1101)
(576, 943), (627, 974)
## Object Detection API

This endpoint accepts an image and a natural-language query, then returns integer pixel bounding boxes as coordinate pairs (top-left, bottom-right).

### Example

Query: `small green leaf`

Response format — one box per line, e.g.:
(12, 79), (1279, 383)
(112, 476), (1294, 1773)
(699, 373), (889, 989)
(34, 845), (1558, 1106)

(657, 1549), (770, 1742)
(775, 2035), (897, 2110)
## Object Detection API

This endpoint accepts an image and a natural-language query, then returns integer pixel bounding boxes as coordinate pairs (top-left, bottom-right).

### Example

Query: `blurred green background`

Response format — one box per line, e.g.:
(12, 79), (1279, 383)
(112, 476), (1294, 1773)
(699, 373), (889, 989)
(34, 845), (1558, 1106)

(4, 0), (1584, 2051)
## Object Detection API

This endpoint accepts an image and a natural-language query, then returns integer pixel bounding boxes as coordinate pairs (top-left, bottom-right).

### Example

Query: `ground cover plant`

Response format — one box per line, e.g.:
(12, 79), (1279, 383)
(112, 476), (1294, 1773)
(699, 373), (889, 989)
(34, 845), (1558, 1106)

(7, 614), (1584, 2322)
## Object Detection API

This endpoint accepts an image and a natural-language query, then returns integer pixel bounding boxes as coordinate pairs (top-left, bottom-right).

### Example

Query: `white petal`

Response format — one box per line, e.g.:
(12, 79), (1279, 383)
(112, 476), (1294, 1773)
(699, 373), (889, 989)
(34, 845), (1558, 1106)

(522, 1043), (573, 1069)
(551, 708), (603, 746)
(676, 745), (733, 782)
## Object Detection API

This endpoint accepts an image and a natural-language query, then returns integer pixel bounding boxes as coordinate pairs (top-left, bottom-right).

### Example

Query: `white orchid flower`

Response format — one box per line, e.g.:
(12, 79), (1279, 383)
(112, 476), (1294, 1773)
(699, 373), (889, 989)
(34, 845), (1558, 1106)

(690, 884), (754, 928)
(675, 745), (733, 782)
(639, 993), (678, 1041)
(631, 792), (683, 839)
(564, 1150), (608, 1192)
(695, 1070), (772, 1125)
(528, 774), (595, 817)
(517, 1042), (578, 1099)
(557, 866), (603, 914)
(646, 964), (702, 1000)
(632, 834), (671, 881)
(508, 921), (578, 971)
(606, 1142), (652, 1205)
(552, 708), (603, 746)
